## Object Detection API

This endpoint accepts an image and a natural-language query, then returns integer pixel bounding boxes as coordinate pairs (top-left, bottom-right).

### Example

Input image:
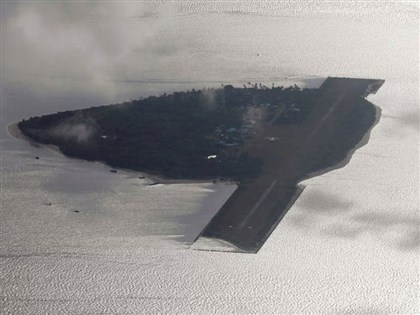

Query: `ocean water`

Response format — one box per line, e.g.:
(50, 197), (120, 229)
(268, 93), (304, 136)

(1, 1), (419, 314)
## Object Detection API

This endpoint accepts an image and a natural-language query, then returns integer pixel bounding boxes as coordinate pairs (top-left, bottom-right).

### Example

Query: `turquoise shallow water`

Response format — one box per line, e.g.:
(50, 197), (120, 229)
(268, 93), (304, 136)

(1, 2), (418, 314)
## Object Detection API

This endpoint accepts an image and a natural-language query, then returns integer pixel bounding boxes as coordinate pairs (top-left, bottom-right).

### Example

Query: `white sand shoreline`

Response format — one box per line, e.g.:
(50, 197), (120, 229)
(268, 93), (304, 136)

(7, 122), (64, 155)
(7, 122), (28, 141)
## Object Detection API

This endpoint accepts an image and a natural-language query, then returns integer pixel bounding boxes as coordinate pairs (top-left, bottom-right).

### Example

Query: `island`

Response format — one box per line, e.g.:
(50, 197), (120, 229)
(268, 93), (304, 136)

(16, 77), (384, 252)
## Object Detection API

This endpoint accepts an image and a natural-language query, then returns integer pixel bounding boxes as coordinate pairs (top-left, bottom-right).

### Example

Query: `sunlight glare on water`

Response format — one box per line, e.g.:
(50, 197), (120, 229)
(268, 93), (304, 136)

(1, 1), (418, 314)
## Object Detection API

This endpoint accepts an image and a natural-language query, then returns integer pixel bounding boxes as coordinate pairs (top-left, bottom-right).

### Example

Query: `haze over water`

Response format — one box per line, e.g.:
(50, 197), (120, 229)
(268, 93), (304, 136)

(1, 1), (419, 314)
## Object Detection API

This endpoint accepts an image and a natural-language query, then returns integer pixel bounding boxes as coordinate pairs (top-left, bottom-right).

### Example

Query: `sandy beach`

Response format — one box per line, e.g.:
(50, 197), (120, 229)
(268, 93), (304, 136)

(7, 122), (28, 141)
(7, 122), (62, 153)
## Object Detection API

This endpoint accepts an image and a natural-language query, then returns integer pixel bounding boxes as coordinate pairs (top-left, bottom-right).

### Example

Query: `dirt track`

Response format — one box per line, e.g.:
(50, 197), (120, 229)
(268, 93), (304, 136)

(198, 77), (385, 252)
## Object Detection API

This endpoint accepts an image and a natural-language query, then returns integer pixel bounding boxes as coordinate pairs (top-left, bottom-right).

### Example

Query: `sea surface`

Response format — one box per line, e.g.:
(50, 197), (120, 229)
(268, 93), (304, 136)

(1, 1), (419, 314)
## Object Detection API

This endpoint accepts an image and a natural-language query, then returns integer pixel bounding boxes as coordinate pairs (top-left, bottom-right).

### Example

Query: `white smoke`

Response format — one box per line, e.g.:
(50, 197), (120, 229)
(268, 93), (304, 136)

(49, 112), (97, 144)
(200, 88), (218, 110)
(50, 122), (96, 144)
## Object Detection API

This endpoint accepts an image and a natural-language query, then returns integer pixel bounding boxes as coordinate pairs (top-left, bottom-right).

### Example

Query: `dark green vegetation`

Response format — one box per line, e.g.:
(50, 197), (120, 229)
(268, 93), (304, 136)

(18, 77), (384, 253)
(18, 84), (317, 179)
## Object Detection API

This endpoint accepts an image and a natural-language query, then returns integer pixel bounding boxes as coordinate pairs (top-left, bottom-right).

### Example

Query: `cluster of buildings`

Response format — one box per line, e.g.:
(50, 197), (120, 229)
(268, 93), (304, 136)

(214, 118), (256, 148)
(208, 100), (303, 160)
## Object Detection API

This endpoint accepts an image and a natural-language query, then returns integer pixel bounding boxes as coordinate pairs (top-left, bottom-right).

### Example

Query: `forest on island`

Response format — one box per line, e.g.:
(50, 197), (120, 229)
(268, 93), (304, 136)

(19, 84), (318, 179)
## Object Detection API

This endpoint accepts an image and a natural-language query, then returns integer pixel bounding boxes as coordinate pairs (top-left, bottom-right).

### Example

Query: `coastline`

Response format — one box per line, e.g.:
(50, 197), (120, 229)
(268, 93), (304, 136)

(7, 122), (62, 154)
(191, 236), (246, 253)
(7, 122), (29, 141)
(194, 102), (383, 253)
(198, 77), (385, 252)
(7, 122), (232, 186)
(248, 105), (382, 252)
(301, 104), (382, 181)
(9, 78), (384, 253)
